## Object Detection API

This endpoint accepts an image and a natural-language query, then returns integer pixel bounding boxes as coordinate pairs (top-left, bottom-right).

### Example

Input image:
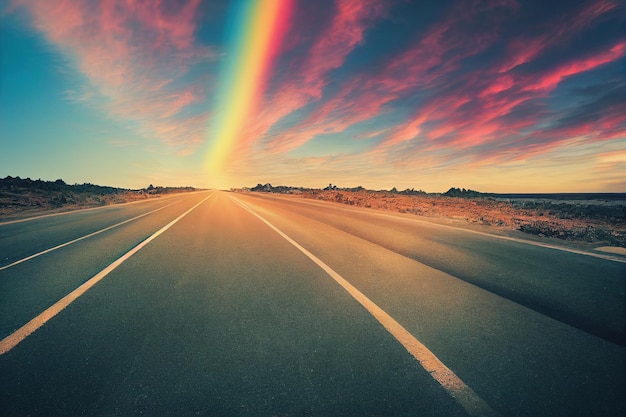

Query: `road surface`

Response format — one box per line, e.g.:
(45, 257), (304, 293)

(1, 190), (624, 416)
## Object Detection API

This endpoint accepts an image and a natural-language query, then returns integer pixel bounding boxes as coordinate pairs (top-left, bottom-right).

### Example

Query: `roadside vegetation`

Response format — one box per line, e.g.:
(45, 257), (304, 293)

(237, 183), (626, 247)
(0, 176), (198, 220)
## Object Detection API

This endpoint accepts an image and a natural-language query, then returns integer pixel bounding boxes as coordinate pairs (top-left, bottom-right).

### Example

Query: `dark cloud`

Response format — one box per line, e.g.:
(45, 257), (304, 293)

(551, 82), (626, 130)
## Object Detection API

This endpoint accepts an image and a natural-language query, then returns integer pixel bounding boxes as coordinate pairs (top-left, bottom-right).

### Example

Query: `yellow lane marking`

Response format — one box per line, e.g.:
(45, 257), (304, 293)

(231, 196), (500, 417)
(0, 193), (213, 355)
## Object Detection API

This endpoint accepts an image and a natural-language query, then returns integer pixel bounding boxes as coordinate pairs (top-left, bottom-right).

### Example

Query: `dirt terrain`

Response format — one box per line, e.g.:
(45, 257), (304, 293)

(240, 185), (626, 248)
(0, 176), (198, 221)
(300, 190), (626, 247)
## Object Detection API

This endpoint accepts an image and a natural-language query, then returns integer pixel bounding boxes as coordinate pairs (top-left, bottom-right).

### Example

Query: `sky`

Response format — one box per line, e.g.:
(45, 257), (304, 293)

(0, 0), (625, 193)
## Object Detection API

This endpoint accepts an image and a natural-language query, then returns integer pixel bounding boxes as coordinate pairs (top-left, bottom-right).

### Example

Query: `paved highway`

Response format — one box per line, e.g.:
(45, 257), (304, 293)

(0, 190), (624, 416)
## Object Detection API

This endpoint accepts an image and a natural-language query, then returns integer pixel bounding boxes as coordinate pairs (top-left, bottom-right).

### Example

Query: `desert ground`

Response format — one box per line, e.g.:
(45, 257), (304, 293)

(0, 176), (197, 221)
(243, 185), (626, 249)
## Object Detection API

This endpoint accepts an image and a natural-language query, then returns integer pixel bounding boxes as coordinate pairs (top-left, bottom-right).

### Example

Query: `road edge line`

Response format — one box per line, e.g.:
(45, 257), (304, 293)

(0, 200), (182, 271)
(243, 193), (626, 264)
(0, 193), (213, 355)
(231, 196), (501, 417)
(0, 190), (209, 226)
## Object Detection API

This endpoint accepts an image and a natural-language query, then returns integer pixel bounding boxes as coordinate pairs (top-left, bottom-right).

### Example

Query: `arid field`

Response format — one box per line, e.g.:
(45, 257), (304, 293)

(0, 176), (197, 221)
(244, 186), (626, 248)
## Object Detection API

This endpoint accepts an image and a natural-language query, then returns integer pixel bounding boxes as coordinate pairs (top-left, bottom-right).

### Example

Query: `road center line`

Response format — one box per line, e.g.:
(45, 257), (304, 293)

(0, 200), (181, 271)
(231, 196), (500, 417)
(0, 193), (213, 355)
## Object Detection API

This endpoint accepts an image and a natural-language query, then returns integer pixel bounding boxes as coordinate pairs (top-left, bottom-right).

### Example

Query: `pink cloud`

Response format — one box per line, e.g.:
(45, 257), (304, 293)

(11, 0), (214, 152)
(236, 0), (388, 155)
(423, 70), (625, 162)
(264, 78), (398, 153)
(384, 116), (427, 147)
(131, 0), (201, 51)
(263, 0), (517, 154)
(381, 36), (625, 157)
(374, 0), (517, 90)
(498, 0), (618, 73)
(380, 2), (621, 150)
(259, 0), (623, 169)
(300, 0), (387, 98)
(523, 42), (626, 92)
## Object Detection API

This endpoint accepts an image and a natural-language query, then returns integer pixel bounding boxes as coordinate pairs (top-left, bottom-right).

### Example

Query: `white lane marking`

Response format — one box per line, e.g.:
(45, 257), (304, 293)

(0, 193), (213, 355)
(411, 221), (626, 263)
(0, 191), (208, 226)
(0, 200), (182, 271)
(241, 193), (626, 264)
(231, 196), (500, 417)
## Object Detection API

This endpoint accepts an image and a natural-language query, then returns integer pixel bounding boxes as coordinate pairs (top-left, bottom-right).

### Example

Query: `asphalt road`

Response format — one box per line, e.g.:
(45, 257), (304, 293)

(0, 190), (624, 417)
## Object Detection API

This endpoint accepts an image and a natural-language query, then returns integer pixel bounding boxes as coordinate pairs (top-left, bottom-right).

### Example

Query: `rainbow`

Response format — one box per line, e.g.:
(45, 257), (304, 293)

(206, 0), (292, 184)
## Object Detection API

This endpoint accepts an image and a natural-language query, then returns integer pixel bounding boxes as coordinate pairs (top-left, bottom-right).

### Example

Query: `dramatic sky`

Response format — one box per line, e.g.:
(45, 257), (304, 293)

(1, 0), (625, 192)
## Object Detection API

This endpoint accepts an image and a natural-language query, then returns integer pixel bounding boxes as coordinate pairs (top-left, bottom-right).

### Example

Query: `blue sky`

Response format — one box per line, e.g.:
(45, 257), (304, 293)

(1, 0), (625, 192)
